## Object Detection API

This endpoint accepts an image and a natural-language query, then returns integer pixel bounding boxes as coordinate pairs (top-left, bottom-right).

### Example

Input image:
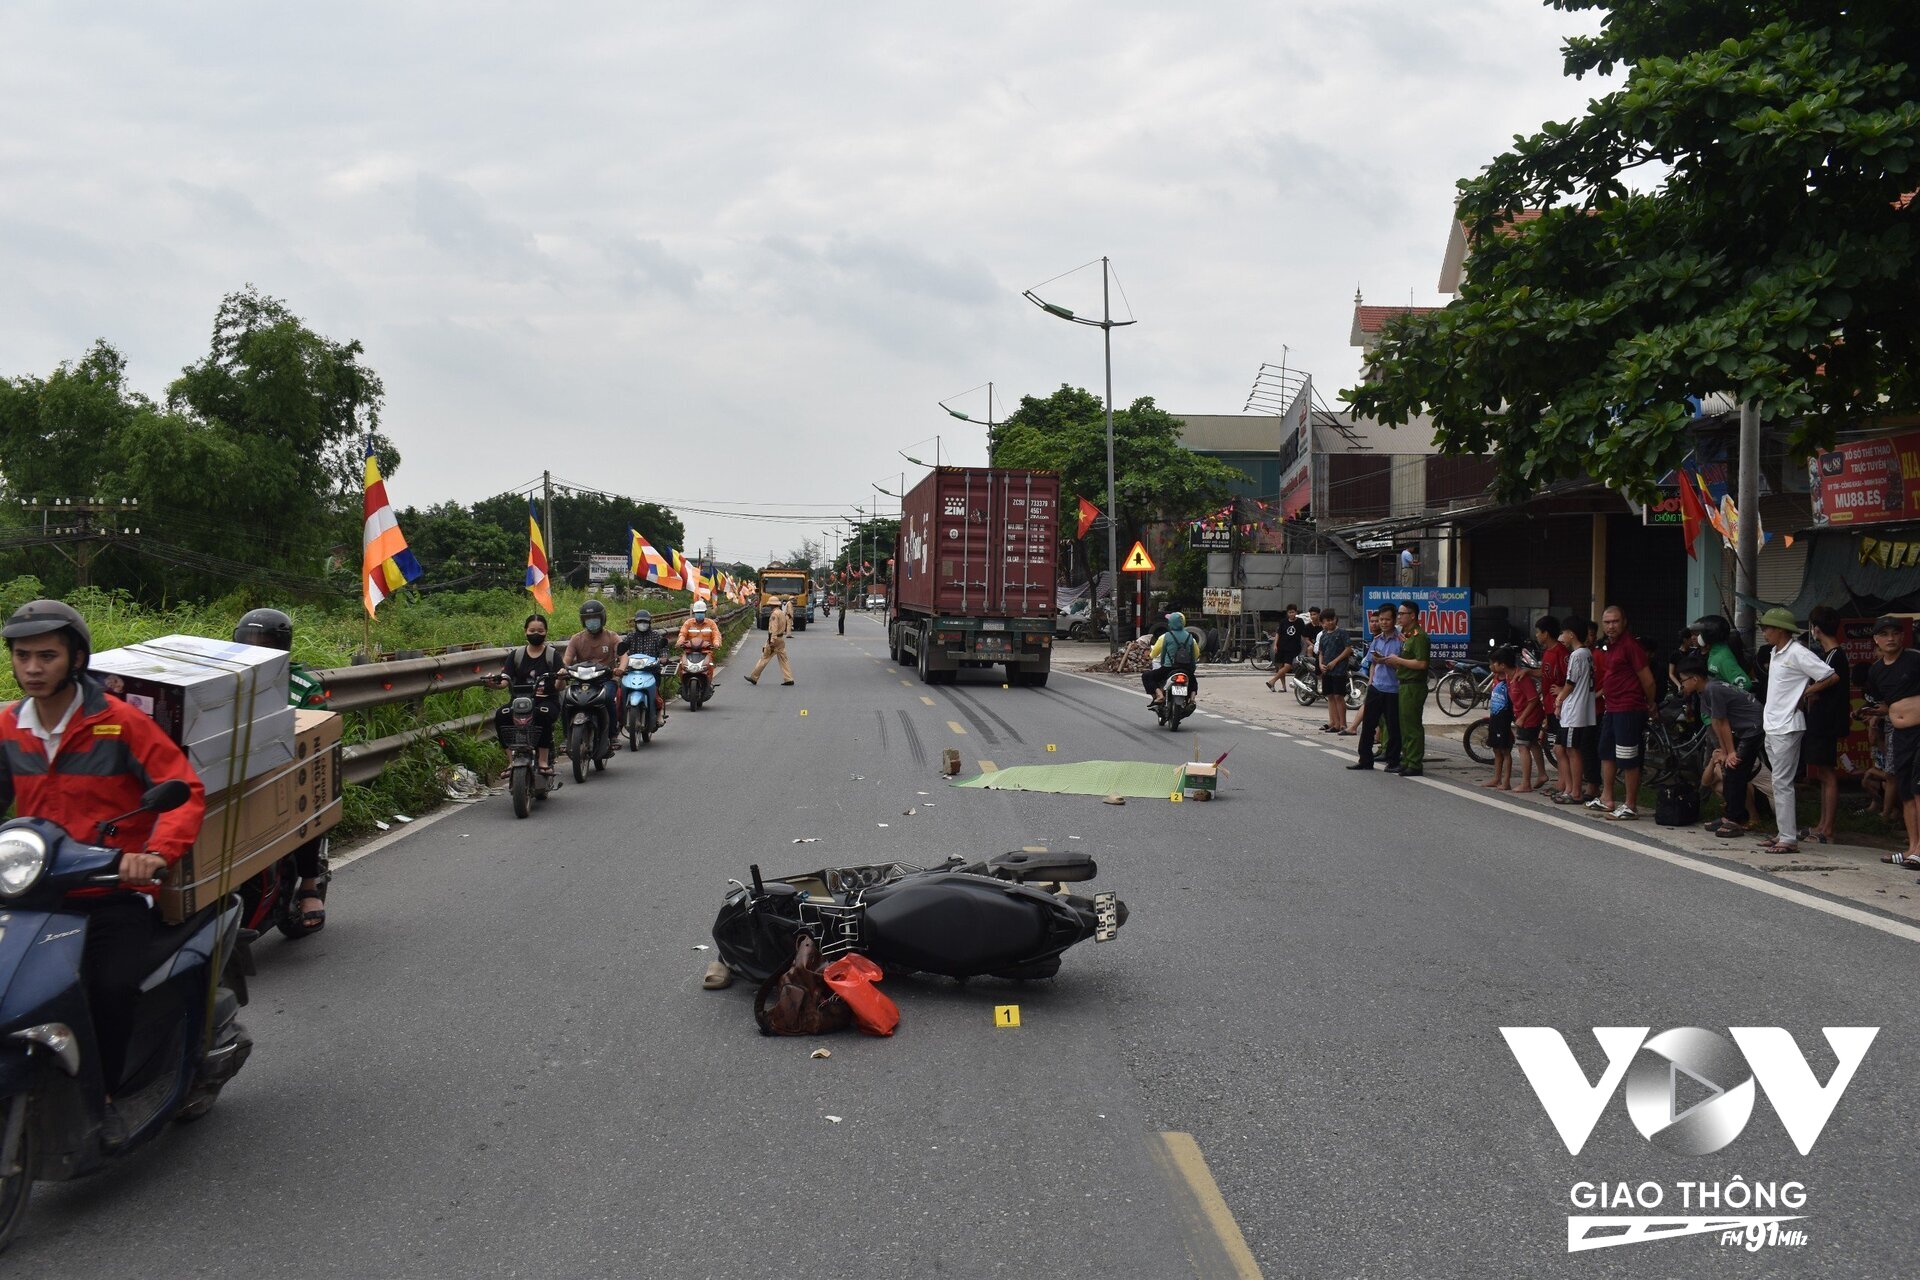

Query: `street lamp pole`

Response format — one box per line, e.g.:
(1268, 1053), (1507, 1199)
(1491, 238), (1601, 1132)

(1100, 262), (1118, 653)
(1024, 258), (1136, 654)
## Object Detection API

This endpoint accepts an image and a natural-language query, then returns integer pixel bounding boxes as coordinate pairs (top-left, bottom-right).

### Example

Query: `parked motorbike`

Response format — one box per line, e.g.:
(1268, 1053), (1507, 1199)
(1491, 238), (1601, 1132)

(621, 654), (662, 750)
(680, 642), (714, 711)
(561, 663), (616, 783)
(1287, 663), (1365, 712)
(1156, 669), (1198, 730)
(712, 851), (1127, 984)
(0, 781), (254, 1254)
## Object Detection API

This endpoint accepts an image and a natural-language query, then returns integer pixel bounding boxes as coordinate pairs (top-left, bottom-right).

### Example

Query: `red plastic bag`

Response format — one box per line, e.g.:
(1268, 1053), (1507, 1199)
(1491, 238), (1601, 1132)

(821, 954), (900, 1037)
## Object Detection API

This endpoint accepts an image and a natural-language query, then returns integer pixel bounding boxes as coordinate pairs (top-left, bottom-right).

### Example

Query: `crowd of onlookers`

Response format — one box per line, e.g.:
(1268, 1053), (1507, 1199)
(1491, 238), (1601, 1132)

(1259, 600), (1920, 860)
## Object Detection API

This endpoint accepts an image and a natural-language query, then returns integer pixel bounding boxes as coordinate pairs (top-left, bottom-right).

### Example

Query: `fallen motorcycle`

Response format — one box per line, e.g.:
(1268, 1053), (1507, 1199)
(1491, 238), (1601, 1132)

(711, 851), (1127, 983)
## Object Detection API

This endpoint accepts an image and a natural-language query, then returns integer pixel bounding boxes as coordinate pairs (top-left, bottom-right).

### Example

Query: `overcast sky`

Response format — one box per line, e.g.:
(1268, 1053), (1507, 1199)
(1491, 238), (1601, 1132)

(1, 1), (1606, 564)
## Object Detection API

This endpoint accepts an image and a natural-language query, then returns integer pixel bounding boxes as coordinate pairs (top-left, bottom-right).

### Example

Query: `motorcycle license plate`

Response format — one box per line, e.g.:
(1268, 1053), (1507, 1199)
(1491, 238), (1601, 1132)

(1093, 892), (1119, 942)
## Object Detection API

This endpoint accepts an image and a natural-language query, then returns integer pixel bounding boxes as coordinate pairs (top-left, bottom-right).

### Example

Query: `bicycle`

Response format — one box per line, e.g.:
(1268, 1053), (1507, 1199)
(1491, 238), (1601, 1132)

(1435, 657), (1494, 718)
(1643, 699), (1713, 786)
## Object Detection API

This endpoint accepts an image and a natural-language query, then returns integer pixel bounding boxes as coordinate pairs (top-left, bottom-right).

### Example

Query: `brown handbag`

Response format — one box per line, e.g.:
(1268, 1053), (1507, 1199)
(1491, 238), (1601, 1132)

(753, 934), (853, 1036)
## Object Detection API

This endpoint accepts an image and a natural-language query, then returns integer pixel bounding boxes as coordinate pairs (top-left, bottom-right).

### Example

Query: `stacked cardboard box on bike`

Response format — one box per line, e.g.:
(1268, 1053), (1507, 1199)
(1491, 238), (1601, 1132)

(89, 635), (343, 923)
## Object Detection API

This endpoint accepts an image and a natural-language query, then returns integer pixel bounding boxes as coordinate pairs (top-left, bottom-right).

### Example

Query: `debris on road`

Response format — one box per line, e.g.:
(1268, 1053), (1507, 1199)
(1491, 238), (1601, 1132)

(825, 1115), (843, 1123)
(701, 960), (734, 990)
(941, 748), (962, 775)
(810, 1048), (832, 1060)
(692, 944), (710, 951)
(1103, 795), (1126, 806)
(903, 807), (917, 816)
(792, 837), (819, 844)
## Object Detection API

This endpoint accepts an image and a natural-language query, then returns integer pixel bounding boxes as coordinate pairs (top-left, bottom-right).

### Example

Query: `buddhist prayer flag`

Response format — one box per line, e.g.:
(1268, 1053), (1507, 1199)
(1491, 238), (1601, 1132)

(361, 444), (422, 617)
(525, 498), (554, 613)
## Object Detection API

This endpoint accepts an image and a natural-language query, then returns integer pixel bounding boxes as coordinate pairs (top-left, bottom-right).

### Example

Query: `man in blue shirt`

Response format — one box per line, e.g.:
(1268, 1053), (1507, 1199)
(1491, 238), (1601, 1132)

(1349, 604), (1404, 770)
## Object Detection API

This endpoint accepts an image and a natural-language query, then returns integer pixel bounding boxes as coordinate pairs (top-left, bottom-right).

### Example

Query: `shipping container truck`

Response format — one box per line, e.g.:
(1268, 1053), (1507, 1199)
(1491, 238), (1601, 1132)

(889, 467), (1059, 686)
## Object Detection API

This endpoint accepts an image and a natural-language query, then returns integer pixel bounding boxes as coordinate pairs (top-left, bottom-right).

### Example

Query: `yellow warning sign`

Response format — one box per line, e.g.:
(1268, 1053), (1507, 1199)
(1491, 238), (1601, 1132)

(1120, 541), (1156, 573)
(994, 1005), (1021, 1028)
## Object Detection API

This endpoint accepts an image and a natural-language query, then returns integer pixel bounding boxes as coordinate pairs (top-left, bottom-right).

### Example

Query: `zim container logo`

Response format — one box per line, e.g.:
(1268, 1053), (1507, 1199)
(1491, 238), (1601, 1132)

(1500, 1026), (1878, 1253)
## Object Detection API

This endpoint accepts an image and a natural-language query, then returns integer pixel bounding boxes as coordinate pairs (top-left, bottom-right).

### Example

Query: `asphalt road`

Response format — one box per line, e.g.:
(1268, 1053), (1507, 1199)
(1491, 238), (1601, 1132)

(18, 615), (1920, 1278)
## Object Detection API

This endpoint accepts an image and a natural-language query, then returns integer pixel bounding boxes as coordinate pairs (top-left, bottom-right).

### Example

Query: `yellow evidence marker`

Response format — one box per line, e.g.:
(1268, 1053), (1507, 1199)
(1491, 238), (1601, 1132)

(1170, 791), (1184, 803)
(994, 1005), (1021, 1028)
(1046, 744), (1057, 752)
(799, 709), (808, 716)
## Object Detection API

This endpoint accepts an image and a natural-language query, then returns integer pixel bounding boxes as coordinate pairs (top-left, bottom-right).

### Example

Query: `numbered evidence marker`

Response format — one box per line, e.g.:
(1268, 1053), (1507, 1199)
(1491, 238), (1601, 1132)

(1046, 744), (1057, 752)
(1170, 791), (1184, 803)
(799, 709), (808, 716)
(994, 1005), (1021, 1028)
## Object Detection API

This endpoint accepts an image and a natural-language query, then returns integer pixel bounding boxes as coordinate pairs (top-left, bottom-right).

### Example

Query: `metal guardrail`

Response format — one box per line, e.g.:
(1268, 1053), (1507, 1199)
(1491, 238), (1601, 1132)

(316, 605), (751, 783)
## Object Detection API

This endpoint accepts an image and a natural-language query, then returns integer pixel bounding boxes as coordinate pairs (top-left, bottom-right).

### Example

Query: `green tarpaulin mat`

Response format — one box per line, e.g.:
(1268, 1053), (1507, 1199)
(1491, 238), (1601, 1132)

(954, 759), (1187, 797)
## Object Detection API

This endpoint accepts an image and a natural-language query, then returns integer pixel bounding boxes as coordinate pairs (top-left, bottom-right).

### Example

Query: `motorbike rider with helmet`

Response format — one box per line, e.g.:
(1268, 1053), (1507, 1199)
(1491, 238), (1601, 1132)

(675, 599), (724, 677)
(1689, 614), (1754, 691)
(562, 599), (623, 746)
(1144, 610), (1202, 705)
(231, 607), (328, 933)
(0, 599), (207, 1139)
(617, 609), (672, 722)
(486, 614), (565, 775)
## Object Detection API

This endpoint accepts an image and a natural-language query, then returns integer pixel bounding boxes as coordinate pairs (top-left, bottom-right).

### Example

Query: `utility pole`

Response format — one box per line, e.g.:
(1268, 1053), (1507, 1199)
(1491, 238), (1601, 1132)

(541, 470), (556, 581)
(19, 497), (140, 589)
(1102, 258), (1121, 652)
(1735, 400), (1761, 651)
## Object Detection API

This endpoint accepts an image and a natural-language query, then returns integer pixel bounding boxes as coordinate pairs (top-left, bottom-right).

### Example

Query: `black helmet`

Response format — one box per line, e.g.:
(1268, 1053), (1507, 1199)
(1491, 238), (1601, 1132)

(1690, 614), (1731, 647)
(631, 609), (652, 633)
(579, 600), (607, 623)
(233, 607), (294, 652)
(2, 599), (92, 675)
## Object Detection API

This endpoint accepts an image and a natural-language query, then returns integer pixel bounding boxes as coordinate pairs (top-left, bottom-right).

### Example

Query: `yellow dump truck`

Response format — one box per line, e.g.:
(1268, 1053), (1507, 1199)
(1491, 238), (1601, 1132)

(757, 566), (812, 631)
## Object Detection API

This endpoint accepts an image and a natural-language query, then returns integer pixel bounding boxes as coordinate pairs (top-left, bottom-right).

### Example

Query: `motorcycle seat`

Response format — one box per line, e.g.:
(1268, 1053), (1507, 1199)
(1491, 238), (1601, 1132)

(863, 876), (1051, 972)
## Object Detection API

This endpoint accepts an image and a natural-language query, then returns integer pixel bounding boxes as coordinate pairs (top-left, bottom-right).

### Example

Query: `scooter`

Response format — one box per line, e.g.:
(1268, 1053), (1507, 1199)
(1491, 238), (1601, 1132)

(711, 851), (1128, 984)
(560, 663), (616, 784)
(1156, 669), (1197, 730)
(0, 781), (253, 1254)
(1286, 662), (1365, 712)
(621, 654), (662, 750)
(680, 642), (714, 711)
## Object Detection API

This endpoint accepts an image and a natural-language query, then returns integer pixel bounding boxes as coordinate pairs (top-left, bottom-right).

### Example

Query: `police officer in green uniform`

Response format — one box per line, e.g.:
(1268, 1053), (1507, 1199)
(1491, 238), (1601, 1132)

(1387, 600), (1429, 777)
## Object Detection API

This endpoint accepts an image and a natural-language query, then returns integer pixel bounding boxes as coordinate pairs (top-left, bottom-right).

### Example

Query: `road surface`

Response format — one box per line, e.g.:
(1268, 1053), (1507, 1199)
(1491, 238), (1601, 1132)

(21, 616), (1920, 1278)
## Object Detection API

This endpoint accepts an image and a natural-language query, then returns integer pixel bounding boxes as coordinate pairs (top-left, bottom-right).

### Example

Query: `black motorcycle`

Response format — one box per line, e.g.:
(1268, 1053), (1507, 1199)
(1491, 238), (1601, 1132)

(560, 662), (616, 784)
(1155, 669), (1197, 731)
(0, 782), (253, 1253)
(712, 851), (1127, 983)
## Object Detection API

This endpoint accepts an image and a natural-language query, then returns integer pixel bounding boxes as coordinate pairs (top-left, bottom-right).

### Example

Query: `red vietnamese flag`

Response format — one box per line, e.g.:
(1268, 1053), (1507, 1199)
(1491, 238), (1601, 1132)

(1677, 470), (1708, 559)
(1077, 497), (1100, 539)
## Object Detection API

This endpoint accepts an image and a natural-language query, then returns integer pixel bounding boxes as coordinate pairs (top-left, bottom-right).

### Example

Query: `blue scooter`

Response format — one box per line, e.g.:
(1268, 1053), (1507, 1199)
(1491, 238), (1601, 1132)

(622, 653), (662, 750)
(0, 781), (253, 1254)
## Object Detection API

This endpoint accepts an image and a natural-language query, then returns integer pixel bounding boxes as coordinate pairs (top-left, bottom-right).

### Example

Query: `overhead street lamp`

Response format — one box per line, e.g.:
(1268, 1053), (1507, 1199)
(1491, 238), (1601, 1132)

(1025, 256), (1136, 654)
(937, 382), (1000, 462)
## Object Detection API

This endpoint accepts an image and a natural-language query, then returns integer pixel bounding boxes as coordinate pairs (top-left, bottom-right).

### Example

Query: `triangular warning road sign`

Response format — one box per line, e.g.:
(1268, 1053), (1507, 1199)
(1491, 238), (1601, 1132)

(1121, 541), (1156, 572)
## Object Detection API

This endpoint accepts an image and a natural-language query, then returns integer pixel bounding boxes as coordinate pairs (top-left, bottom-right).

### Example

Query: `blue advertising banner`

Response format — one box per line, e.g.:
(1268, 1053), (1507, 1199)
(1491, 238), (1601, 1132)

(1360, 586), (1471, 662)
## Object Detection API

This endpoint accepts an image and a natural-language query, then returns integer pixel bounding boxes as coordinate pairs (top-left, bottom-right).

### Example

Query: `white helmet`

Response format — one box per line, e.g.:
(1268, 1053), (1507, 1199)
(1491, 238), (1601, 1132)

(692, 600), (708, 617)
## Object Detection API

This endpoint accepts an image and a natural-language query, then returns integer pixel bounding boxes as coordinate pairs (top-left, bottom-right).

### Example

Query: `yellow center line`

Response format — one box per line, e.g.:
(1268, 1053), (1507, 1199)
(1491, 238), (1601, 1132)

(977, 759), (997, 772)
(947, 721), (967, 736)
(1149, 1132), (1263, 1278)
(900, 679), (913, 687)
(920, 696), (936, 706)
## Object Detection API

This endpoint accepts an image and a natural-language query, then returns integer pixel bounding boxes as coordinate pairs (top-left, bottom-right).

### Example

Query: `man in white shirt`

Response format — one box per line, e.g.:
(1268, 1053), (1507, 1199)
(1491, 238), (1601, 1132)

(1754, 607), (1841, 854)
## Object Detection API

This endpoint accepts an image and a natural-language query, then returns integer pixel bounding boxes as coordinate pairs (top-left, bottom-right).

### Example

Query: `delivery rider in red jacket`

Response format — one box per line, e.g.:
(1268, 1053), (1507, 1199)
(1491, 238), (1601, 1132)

(0, 600), (206, 1125)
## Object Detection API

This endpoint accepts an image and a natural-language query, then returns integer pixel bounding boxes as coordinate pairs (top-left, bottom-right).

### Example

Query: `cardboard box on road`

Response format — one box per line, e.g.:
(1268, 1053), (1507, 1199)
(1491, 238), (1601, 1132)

(158, 709), (343, 924)
(91, 634), (296, 787)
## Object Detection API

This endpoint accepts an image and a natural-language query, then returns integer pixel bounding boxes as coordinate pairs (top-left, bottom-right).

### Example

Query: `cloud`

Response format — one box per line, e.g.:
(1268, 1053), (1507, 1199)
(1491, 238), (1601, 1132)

(409, 173), (541, 277)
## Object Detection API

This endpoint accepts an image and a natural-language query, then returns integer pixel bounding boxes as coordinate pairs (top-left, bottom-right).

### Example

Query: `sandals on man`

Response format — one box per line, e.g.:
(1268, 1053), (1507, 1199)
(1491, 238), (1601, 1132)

(295, 894), (326, 933)
(1754, 837), (1798, 854)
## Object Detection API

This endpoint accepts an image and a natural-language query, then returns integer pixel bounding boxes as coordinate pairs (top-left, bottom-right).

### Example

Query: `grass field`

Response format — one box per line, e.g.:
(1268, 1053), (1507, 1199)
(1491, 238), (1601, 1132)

(0, 575), (751, 838)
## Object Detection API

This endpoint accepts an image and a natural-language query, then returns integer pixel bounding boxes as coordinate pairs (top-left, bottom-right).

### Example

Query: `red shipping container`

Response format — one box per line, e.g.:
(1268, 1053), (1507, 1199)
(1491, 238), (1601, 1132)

(895, 468), (1059, 619)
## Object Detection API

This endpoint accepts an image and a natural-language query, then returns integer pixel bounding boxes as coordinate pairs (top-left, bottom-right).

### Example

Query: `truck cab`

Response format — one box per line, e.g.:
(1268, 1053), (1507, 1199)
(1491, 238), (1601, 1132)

(757, 567), (811, 631)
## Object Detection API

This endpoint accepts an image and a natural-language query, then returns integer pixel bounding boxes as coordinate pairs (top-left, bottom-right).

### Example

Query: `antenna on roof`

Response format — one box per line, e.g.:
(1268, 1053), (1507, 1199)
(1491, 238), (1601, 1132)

(1354, 284), (1363, 306)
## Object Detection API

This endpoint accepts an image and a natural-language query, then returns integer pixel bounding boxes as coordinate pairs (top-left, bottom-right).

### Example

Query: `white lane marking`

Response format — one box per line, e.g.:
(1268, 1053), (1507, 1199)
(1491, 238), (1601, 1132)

(1222, 720), (1246, 727)
(1320, 749), (1347, 759)
(1411, 777), (1920, 946)
(1268, 731), (1290, 739)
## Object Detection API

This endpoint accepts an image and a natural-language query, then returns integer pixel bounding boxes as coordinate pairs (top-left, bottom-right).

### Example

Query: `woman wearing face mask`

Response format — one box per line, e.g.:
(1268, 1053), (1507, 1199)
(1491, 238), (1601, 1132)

(487, 613), (565, 776)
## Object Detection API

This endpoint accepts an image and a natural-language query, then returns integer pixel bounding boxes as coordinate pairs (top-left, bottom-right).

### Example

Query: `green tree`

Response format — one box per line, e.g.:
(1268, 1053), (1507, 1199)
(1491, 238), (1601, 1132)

(398, 502), (522, 586)
(988, 386), (1239, 568)
(1348, 1), (1920, 500)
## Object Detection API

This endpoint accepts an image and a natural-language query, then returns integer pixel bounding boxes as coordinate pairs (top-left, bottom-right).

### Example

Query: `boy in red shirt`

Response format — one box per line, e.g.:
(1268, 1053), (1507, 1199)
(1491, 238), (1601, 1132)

(1535, 616), (1567, 796)
(1507, 650), (1546, 792)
